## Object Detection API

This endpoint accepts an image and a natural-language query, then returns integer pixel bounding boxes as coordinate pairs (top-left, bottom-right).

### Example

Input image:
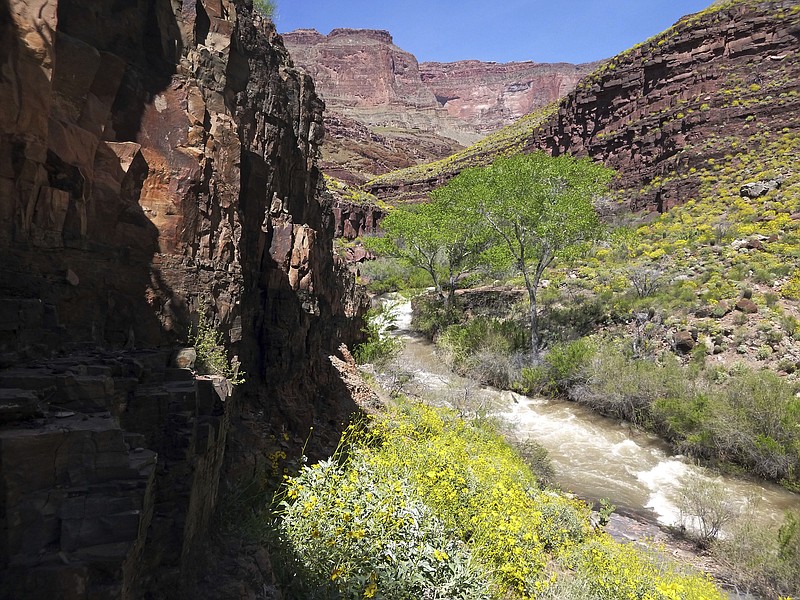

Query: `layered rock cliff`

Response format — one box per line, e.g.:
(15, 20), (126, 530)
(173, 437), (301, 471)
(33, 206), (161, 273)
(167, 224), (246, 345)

(367, 0), (800, 212)
(419, 59), (595, 133)
(0, 0), (365, 597)
(282, 28), (591, 183)
(282, 29), (476, 141)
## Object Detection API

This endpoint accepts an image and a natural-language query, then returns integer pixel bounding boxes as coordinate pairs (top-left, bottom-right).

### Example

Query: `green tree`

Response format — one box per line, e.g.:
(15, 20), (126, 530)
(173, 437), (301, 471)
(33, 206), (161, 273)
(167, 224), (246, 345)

(253, 0), (276, 18)
(457, 152), (613, 359)
(366, 194), (489, 306)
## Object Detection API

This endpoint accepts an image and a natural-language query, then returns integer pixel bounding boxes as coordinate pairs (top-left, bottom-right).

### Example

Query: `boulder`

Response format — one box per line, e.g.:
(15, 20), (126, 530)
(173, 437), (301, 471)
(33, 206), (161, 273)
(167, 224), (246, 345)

(673, 330), (696, 353)
(735, 297), (759, 314)
(740, 178), (782, 198)
(173, 348), (197, 370)
(712, 300), (732, 318)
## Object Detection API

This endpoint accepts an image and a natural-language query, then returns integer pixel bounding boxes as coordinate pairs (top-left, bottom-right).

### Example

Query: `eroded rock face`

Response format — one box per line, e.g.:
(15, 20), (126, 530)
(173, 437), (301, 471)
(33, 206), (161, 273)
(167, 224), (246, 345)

(0, 0), (366, 597)
(284, 28), (593, 138)
(419, 60), (596, 132)
(282, 28), (591, 182)
(367, 2), (800, 213)
(525, 0), (800, 212)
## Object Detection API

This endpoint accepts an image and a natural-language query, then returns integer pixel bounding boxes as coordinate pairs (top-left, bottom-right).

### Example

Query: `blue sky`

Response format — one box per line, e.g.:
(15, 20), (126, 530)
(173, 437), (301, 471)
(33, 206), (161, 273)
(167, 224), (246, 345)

(275, 1), (714, 64)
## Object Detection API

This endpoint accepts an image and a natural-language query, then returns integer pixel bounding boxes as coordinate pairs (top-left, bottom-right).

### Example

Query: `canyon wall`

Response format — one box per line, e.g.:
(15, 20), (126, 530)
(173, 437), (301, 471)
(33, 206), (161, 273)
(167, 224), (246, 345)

(282, 28), (477, 143)
(0, 0), (365, 597)
(419, 59), (595, 133)
(525, 0), (800, 212)
(367, 1), (800, 213)
(282, 28), (592, 183)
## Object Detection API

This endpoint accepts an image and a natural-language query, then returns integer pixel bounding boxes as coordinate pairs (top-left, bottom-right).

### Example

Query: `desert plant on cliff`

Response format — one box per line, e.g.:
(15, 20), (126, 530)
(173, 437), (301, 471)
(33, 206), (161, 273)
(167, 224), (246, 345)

(190, 311), (245, 384)
(253, 0), (276, 18)
(454, 152), (614, 359)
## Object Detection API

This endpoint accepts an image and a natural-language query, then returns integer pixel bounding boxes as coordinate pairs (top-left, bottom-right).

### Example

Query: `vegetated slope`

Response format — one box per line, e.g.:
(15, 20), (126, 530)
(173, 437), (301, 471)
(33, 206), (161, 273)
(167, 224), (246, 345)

(365, 103), (559, 203)
(366, 0), (800, 211)
(277, 402), (727, 599)
(282, 28), (592, 184)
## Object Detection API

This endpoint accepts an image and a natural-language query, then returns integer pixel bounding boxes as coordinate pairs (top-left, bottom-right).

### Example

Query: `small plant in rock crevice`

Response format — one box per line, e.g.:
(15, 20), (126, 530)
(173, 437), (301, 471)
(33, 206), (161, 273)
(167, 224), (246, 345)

(190, 311), (245, 384)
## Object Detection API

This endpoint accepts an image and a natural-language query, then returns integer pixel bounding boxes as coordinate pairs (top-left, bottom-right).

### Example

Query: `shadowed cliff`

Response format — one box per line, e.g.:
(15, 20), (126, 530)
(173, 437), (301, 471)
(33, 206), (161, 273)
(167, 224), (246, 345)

(0, 0), (367, 597)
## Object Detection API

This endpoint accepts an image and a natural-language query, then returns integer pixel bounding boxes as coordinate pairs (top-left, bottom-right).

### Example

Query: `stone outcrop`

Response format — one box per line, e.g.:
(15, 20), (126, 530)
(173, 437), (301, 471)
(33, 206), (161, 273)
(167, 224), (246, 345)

(283, 28), (476, 142)
(367, 1), (800, 213)
(419, 60), (596, 132)
(0, 0), (366, 597)
(320, 112), (464, 184)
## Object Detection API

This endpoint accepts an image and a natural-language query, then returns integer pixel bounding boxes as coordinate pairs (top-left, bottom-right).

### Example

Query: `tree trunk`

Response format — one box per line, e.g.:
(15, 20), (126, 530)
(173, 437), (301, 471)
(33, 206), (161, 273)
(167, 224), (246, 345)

(527, 285), (540, 362)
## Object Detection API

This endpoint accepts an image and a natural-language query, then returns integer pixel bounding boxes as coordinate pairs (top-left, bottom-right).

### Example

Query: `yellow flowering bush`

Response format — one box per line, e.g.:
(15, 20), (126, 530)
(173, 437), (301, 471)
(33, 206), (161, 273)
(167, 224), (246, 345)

(277, 403), (728, 599)
(278, 429), (488, 599)
(782, 270), (800, 301)
(561, 536), (723, 600)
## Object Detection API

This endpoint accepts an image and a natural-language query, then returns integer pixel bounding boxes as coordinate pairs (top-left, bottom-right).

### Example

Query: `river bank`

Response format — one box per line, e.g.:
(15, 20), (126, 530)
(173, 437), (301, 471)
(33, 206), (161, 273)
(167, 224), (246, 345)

(375, 294), (798, 598)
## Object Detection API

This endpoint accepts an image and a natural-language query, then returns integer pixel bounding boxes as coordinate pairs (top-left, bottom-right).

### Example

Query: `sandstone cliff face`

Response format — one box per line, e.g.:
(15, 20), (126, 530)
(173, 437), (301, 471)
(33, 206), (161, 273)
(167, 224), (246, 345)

(0, 0), (365, 597)
(419, 60), (595, 133)
(282, 28), (590, 183)
(367, 1), (800, 213)
(283, 28), (593, 139)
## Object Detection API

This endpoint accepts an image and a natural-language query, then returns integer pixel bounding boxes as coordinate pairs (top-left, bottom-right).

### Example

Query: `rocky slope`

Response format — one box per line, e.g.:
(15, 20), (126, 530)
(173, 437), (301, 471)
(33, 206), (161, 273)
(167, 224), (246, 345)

(0, 0), (365, 597)
(282, 28), (592, 183)
(367, 0), (800, 211)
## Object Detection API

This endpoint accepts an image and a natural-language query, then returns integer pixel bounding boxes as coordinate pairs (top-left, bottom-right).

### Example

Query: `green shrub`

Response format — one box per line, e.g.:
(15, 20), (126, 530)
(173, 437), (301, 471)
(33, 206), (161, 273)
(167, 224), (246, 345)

(516, 365), (549, 395)
(253, 0), (276, 18)
(512, 438), (556, 487)
(545, 338), (596, 391)
(677, 474), (740, 548)
(712, 510), (800, 597)
(438, 316), (529, 386)
(359, 258), (430, 295)
(353, 304), (402, 365)
(190, 312), (245, 384)
(410, 295), (464, 340)
(570, 349), (800, 484)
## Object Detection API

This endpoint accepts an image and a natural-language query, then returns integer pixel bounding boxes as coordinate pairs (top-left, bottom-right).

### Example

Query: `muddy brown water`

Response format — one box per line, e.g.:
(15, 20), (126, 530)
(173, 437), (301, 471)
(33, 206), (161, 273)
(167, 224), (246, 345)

(382, 296), (798, 533)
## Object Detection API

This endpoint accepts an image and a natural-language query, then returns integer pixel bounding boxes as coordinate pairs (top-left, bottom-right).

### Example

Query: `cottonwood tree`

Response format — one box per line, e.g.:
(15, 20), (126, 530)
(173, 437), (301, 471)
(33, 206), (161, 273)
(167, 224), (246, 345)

(367, 194), (489, 307)
(455, 152), (614, 360)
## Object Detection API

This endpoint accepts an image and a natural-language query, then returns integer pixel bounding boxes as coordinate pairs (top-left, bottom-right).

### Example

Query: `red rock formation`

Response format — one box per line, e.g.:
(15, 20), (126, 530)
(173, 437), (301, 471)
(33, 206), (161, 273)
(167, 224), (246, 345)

(420, 60), (596, 132)
(0, 0), (366, 597)
(283, 28), (593, 139)
(282, 28), (591, 184)
(320, 112), (464, 184)
(367, 1), (800, 214)
(525, 0), (800, 213)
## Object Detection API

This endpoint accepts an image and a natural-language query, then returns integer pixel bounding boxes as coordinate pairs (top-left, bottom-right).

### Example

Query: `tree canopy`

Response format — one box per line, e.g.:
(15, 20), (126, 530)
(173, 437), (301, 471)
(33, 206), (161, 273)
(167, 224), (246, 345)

(455, 152), (614, 358)
(365, 191), (490, 306)
(372, 151), (614, 359)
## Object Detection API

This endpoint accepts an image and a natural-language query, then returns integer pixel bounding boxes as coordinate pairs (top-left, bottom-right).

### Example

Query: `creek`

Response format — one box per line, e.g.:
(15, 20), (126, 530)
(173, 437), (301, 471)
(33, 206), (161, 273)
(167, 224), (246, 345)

(383, 296), (798, 534)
